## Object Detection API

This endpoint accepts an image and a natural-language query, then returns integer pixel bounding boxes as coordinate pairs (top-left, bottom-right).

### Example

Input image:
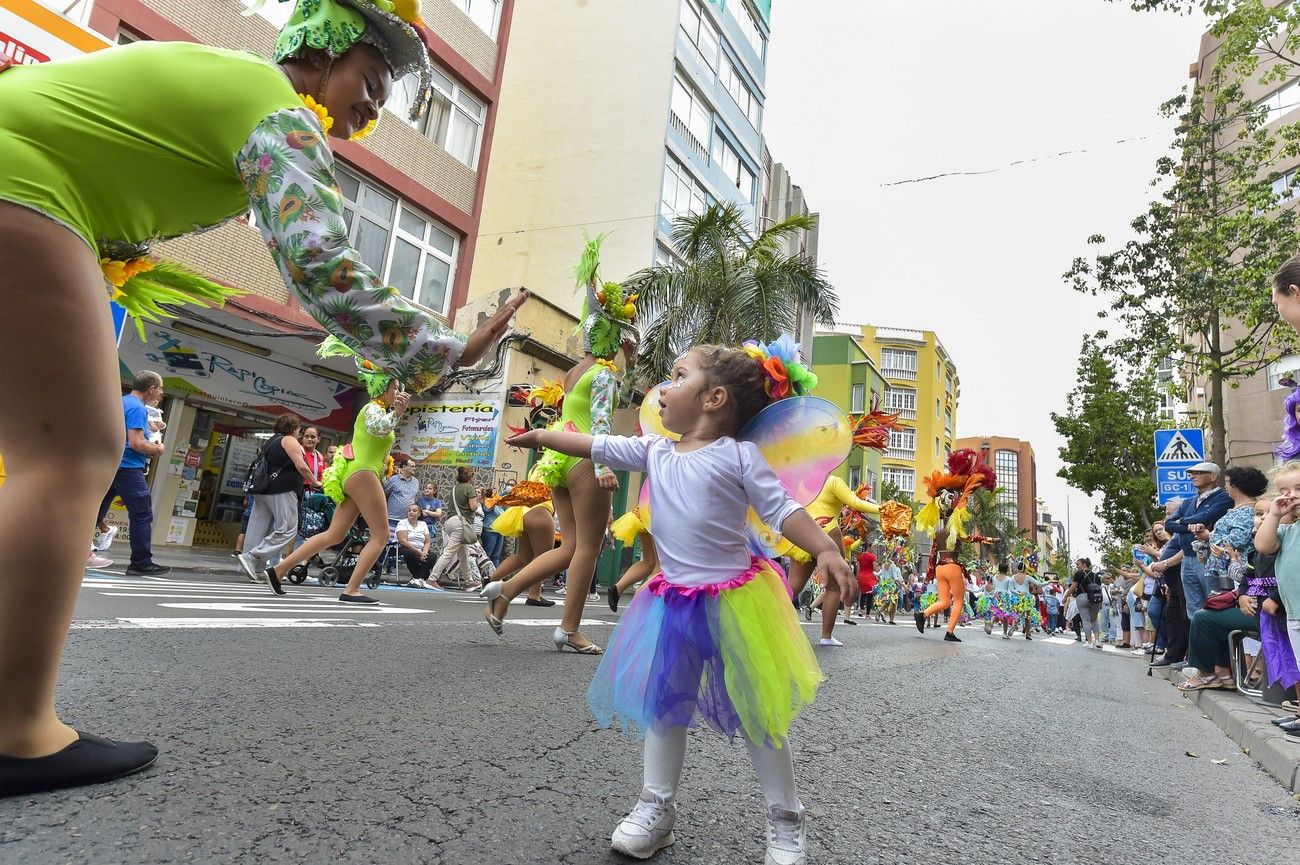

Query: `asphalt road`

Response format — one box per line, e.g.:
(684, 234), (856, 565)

(2, 569), (1298, 864)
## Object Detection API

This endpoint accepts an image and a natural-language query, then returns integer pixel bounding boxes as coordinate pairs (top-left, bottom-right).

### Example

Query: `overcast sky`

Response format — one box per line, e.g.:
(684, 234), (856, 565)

(762, 0), (1209, 558)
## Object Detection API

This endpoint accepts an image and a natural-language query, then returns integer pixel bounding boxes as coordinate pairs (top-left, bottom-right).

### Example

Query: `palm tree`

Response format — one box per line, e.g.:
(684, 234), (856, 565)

(624, 203), (839, 383)
(965, 487), (1026, 563)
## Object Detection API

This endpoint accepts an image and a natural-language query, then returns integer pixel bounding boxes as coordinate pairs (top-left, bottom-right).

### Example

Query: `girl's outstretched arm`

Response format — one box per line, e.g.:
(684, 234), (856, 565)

(506, 428), (594, 459)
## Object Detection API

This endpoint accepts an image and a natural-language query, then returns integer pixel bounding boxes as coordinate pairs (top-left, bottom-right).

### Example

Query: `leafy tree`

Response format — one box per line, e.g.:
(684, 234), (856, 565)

(1065, 71), (1299, 466)
(1045, 538), (1073, 581)
(1090, 521), (1135, 572)
(624, 203), (839, 384)
(1051, 336), (1162, 540)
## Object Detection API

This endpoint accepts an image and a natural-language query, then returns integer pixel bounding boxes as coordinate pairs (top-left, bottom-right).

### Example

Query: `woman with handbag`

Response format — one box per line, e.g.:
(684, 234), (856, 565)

(430, 466), (482, 589)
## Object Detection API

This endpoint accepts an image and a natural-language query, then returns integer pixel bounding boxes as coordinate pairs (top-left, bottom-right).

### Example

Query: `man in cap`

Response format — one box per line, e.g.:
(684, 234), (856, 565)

(1163, 462), (1232, 617)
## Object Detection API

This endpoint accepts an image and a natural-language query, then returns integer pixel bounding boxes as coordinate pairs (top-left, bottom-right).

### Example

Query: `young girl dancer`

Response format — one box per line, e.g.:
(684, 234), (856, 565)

(506, 342), (854, 865)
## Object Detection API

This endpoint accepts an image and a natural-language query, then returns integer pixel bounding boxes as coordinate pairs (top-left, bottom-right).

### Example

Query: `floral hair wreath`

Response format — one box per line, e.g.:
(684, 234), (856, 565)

(741, 334), (818, 401)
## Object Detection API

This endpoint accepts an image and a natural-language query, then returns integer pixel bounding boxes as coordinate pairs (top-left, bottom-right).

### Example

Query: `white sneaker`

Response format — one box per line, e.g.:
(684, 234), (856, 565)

(237, 552), (263, 584)
(610, 792), (676, 859)
(818, 637), (843, 647)
(92, 525), (118, 552)
(764, 805), (806, 865)
(86, 552), (113, 569)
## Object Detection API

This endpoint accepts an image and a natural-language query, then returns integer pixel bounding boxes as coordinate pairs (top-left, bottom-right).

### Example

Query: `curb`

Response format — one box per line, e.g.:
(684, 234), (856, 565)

(1155, 665), (1300, 792)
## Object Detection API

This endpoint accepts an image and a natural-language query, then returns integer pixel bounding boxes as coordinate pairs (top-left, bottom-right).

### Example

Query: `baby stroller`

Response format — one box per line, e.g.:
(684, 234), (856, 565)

(317, 518), (385, 590)
(285, 492), (335, 585)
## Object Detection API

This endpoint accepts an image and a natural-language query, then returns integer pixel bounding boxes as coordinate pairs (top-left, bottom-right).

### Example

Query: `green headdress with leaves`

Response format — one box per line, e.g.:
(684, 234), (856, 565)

(573, 233), (640, 360)
(318, 335), (392, 398)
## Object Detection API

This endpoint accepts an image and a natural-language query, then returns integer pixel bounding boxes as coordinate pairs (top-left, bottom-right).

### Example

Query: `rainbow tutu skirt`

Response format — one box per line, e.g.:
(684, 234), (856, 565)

(587, 559), (823, 748)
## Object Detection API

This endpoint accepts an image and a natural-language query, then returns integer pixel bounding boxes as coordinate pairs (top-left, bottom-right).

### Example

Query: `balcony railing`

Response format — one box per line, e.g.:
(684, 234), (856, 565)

(669, 112), (708, 158)
(884, 447), (916, 461)
(888, 407), (917, 420)
(881, 367), (918, 381)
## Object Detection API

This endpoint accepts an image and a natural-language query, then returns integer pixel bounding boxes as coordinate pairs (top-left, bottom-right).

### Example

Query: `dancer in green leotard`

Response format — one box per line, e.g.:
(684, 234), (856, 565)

(0, 0), (526, 799)
(482, 236), (639, 654)
(264, 340), (438, 603)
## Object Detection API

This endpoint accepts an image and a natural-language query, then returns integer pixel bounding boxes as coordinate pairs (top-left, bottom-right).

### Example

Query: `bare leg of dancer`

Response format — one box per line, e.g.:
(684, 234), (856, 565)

(490, 508), (554, 602)
(818, 528), (844, 642)
(336, 474), (392, 598)
(487, 461), (611, 651)
(0, 204), (123, 761)
(269, 500), (356, 583)
(609, 535), (658, 612)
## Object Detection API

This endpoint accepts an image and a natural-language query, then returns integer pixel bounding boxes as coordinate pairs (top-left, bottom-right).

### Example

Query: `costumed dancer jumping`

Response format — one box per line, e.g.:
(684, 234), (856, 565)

(785, 403), (904, 647)
(504, 339), (855, 865)
(914, 449), (997, 642)
(482, 235), (639, 654)
(0, 0), (528, 797)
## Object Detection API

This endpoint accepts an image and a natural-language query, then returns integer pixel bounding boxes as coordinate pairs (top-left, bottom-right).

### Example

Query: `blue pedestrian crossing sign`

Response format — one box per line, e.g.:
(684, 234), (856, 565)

(1153, 428), (1205, 505)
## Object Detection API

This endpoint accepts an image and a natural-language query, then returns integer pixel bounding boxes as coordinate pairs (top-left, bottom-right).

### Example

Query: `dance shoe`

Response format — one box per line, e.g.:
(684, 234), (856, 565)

(553, 627), (602, 654)
(0, 732), (157, 798)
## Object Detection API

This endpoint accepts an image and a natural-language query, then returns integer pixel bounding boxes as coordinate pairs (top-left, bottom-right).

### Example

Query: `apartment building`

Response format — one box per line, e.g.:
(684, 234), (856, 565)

(953, 435), (1039, 538)
(13, 0), (515, 548)
(1181, 23), (1300, 469)
(810, 333), (884, 497)
(818, 324), (959, 501)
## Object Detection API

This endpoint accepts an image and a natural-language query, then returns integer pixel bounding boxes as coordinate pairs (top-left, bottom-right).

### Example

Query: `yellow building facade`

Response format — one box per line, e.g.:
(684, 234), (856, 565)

(819, 325), (959, 500)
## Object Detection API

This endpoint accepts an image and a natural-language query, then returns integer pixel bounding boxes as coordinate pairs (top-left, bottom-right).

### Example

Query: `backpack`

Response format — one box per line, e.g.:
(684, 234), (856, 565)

(244, 437), (285, 495)
(1085, 573), (1103, 604)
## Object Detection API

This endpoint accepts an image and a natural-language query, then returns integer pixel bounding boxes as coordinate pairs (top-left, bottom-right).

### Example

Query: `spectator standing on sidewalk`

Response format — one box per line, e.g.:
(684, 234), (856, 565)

(430, 466), (481, 588)
(417, 481), (443, 534)
(237, 415), (318, 584)
(95, 371), (169, 576)
(1164, 462), (1232, 617)
(299, 426), (327, 491)
(384, 457), (421, 533)
(480, 488), (505, 566)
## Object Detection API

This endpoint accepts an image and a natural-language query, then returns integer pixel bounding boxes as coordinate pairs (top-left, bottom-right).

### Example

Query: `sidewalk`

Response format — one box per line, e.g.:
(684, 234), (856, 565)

(1155, 665), (1300, 792)
(91, 541), (241, 576)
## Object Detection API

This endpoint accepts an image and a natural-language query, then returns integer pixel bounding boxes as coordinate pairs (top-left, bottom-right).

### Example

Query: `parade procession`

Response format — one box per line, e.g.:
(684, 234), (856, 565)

(4, 1), (1300, 864)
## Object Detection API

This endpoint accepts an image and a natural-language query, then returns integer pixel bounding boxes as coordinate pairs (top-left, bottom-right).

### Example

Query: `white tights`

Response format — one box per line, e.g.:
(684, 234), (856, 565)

(642, 725), (802, 811)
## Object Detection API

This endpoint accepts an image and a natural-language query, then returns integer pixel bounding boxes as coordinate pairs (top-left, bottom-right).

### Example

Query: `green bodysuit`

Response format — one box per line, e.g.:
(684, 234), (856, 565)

(0, 41), (464, 386)
(534, 362), (617, 488)
(322, 401), (396, 504)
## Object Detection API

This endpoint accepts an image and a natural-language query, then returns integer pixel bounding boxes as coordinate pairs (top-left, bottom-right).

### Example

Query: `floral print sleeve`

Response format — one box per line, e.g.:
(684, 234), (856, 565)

(237, 108), (466, 390)
(362, 401), (397, 437)
(590, 367), (617, 476)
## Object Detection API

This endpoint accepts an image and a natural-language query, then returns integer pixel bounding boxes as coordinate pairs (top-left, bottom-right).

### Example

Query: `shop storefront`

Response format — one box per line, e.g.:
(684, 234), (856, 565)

(106, 318), (362, 549)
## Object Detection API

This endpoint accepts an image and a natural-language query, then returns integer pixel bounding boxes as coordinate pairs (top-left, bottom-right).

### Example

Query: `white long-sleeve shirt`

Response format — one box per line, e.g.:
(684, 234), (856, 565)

(592, 434), (801, 588)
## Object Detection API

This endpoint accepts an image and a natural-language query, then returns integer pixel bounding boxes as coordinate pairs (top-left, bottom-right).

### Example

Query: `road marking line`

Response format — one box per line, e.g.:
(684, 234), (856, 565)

(71, 617), (381, 629)
(155, 602), (429, 614)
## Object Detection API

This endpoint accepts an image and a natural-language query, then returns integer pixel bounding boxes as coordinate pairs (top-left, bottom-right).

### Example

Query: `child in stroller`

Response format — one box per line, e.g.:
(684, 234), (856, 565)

(284, 492), (337, 586)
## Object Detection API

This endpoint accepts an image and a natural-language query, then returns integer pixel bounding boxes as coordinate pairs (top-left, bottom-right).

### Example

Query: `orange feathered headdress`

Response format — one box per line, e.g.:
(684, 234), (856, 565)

(849, 400), (903, 452)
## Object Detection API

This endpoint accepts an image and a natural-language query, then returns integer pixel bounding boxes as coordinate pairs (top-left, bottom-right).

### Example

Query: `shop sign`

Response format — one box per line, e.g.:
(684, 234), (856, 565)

(119, 325), (359, 428)
(0, 0), (107, 63)
(394, 399), (501, 468)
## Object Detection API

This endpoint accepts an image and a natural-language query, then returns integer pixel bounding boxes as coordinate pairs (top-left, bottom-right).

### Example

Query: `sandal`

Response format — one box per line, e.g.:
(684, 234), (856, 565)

(1177, 675), (1222, 691)
(1215, 675), (1237, 691)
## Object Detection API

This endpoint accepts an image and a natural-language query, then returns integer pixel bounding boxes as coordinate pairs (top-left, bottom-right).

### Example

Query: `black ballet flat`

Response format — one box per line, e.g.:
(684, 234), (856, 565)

(943, 633), (962, 643)
(525, 597), (556, 607)
(0, 731), (157, 798)
(607, 584), (620, 613)
(914, 612), (925, 634)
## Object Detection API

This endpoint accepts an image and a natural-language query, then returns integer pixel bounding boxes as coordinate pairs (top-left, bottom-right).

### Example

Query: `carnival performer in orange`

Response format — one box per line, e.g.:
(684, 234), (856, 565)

(914, 449), (997, 642)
